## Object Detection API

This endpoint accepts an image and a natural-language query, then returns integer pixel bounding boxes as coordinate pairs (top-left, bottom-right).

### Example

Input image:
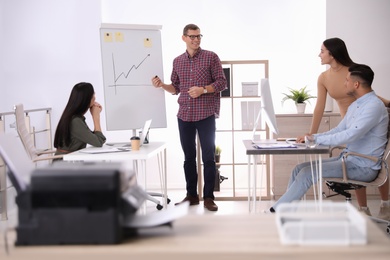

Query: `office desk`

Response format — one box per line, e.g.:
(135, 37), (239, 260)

(63, 142), (167, 207)
(243, 140), (330, 212)
(3, 214), (390, 259)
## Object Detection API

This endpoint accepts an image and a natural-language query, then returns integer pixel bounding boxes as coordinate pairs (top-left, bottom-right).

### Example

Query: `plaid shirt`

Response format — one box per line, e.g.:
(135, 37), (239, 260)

(171, 48), (227, 122)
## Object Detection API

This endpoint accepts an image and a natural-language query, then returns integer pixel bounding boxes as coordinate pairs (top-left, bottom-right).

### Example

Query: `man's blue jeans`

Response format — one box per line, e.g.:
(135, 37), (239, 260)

(273, 154), (378, 210)
(178, 115), (216, 199)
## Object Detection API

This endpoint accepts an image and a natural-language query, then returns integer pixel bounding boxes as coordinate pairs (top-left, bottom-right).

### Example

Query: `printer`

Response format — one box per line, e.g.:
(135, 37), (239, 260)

(14, 162), (147, 245)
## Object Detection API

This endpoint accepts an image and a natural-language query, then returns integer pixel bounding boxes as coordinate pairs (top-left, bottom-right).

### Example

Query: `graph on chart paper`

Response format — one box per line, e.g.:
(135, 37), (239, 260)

(109, 53), (152, 89)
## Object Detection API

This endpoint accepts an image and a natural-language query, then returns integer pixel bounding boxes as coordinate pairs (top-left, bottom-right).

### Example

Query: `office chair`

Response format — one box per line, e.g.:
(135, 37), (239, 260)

(14, 104), (63, 162)
(323, 108), (390, 234)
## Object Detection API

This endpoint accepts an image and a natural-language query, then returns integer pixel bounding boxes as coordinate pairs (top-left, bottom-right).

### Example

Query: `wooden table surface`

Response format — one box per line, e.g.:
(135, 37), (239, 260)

(2, 214), (390, 260)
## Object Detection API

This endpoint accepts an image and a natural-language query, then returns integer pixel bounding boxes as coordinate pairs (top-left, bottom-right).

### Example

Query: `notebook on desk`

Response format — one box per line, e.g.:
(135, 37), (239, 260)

(106, 119), (152, 148)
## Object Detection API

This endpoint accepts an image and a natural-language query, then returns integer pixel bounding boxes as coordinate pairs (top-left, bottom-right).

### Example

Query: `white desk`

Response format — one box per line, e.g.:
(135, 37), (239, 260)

(63, 142), (168, 208)
(243, 140), (330, 213)
(3, 214), (390, 259)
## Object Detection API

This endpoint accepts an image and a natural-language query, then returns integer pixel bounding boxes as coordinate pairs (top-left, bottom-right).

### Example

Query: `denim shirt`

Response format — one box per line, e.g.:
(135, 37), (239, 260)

(314, 91), (388, 169)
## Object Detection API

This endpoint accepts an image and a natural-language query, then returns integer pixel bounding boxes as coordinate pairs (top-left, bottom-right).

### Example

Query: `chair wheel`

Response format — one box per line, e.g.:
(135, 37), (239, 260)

(156, 204), (163, 210)
(167, 198), (171, 204)
(387, 224), (390, 235)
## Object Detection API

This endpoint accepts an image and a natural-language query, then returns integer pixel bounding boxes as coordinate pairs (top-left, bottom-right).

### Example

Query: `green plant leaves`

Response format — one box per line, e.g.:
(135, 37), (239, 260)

(281, 86), (316, 104)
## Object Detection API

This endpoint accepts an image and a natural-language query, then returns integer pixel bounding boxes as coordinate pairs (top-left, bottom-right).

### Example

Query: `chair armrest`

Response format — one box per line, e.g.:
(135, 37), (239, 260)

(33, 154), (64, 162)
(36, 149), (57, 156)
(329, 146), (345, 157)
(343, 152), (380, 163)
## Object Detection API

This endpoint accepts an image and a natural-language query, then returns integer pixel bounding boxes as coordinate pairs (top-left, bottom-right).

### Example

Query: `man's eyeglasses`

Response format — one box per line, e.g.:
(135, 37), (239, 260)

(185, 34), (203, 40)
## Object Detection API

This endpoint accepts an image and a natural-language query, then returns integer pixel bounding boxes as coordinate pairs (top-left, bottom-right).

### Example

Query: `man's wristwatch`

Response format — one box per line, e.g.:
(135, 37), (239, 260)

(203, 87), (207, 94)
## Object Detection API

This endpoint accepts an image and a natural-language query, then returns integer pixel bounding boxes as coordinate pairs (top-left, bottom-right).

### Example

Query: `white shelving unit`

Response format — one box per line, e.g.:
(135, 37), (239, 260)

(197, 60), (270, 200)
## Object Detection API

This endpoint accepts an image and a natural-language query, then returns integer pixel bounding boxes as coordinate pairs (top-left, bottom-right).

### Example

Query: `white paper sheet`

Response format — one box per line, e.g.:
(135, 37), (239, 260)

(78, 146), (131, 154)
(123, 202), (189, 228)
(253, 143), (297, 149)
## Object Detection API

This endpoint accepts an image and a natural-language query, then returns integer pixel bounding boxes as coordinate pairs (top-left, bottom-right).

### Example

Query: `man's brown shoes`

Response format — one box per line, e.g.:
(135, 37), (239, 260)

(175, 196), (218, 211)
(204, 198), (218, 211)
(174, 195), (200, 206)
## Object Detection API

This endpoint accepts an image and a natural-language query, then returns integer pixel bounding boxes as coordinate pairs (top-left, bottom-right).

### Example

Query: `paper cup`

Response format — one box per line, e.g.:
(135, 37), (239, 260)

(131, 137), (140, 151)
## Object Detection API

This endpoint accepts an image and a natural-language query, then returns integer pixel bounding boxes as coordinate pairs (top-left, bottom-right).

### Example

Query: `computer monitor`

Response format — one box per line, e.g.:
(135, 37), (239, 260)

(252, 78), (279, 142)
(261, 78), (279, 135)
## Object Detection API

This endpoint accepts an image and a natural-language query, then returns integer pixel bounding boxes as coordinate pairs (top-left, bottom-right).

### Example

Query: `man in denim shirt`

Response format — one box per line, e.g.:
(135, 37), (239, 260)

(271, 64), (388, 214)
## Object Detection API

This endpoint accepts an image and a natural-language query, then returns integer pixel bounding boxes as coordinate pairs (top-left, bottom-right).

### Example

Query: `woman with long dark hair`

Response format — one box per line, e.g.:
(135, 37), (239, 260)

(54, 82), (106, 155)
(299, 37), (389, 138)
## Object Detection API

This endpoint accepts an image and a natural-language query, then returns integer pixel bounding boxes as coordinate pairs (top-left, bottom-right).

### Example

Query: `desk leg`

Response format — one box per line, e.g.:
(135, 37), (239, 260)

(308, 154), (317, 202)
(318, 154), (323, 208)
(253, 155), (257, 213)
(133, 160), (139, 180)
(248, 154), (257, 213)
(255, 154), (266, 214)
(259, 154), (265, 212)
(133, 159), (147, 211)
(133, 159), (147, 190)
(164, 149), (167, 207)
(248, 154), (264, 214)
(312, 154), (323, 209)
(141, 159), (147, 191)
(248, 155), (251, 212)
(133, 160), (146, 213)
(156, 149), (168, 208)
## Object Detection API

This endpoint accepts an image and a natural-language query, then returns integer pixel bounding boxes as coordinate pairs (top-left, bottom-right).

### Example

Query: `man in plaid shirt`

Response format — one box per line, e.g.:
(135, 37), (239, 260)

(152, 24), (226, 211)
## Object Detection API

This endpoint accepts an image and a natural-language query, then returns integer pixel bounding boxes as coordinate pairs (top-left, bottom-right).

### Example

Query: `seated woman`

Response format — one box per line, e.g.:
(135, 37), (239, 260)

(54, 82), (106, 156)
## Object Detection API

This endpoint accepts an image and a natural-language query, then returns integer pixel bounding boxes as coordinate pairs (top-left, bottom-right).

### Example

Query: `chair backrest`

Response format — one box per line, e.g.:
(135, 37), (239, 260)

(387, 107), (390, 139)
(364, 107), (390, 186)
(0, 133), (35, 193)
(14, 103), (38, 160)
(376, 107), (390, 184)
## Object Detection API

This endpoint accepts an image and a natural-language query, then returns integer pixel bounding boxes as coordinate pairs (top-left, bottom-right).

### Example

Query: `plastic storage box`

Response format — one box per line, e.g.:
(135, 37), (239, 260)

(276, 201), (367, 246)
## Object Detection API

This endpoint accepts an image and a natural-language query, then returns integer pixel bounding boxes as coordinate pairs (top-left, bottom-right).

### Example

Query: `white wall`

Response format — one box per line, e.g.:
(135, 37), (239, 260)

(0, 0), (103, 126)
(0, 0), (4, 89)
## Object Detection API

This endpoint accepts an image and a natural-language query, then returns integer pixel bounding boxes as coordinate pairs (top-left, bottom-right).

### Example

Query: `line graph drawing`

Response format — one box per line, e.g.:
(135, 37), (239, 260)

(111, 53), (151, 85)
(109, 53), (151, 93)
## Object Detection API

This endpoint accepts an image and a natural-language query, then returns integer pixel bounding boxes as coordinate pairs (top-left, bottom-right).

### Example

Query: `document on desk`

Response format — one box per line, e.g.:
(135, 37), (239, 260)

(123, 202), (189, 228)
(253, 143), (297, 149)
(79, 146), (131, 154)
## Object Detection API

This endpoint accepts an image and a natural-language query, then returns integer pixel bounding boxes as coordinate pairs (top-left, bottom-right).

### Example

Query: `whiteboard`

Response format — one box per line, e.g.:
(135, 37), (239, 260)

(100, 24), (167, 130)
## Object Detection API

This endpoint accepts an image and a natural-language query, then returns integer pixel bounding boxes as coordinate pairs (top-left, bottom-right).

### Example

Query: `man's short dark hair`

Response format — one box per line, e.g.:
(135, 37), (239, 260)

(349, 64), (374, 87)
(183, 24), (200, 35)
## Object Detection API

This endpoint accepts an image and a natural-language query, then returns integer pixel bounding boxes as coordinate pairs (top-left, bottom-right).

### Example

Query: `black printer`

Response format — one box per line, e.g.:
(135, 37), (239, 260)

(15, 162), (145, 245)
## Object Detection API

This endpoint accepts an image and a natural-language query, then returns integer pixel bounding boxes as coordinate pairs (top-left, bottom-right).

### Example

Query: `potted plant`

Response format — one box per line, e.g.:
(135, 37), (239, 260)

(281, 86), (316, 113)
(214, 145), (222, 191)
(215, 145), (222, 163)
